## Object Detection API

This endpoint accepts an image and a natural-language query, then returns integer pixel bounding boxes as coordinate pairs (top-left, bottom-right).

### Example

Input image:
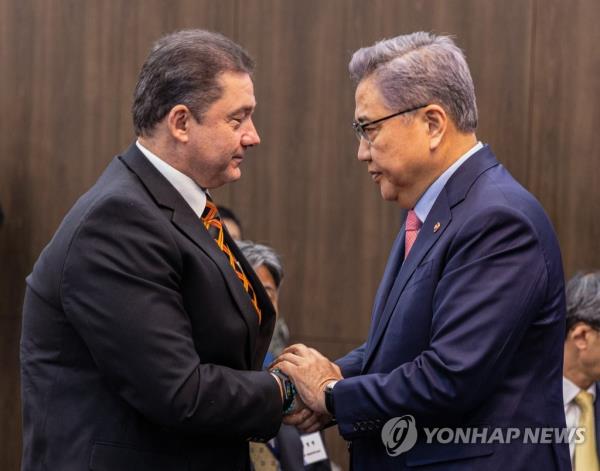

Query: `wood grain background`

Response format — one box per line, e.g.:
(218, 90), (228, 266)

(1, 1), (599, 469)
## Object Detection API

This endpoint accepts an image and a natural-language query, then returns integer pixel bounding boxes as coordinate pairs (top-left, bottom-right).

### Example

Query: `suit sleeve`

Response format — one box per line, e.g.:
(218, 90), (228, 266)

(335, 343), (366, 378)
(60, 195), (282, 439)
(333, 206), (550, 439)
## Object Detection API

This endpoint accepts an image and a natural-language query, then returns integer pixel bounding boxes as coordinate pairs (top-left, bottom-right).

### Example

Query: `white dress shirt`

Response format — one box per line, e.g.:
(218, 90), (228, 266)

(136, 140), (207, 218)
(563, 376), (597, 467)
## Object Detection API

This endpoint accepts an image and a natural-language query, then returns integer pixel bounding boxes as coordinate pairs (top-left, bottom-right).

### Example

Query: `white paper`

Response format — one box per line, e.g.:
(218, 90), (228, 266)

(301, 432), (328, 465)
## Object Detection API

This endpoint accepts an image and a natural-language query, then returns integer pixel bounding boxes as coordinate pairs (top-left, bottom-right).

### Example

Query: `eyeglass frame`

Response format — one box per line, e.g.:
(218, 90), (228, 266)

(352, 103), (429, 144)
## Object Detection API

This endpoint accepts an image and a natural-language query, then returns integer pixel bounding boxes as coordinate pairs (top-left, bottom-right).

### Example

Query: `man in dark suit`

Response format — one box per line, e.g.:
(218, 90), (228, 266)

(563, 272), (600, 470)
(20, 30), (287, 470)
(274, 32), (570, 470)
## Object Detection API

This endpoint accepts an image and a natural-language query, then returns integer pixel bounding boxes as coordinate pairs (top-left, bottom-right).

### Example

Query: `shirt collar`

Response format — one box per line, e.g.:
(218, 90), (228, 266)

(136, 140), (207, 218)
(563, 376), (597, 407)
(413, 141), (483, 224)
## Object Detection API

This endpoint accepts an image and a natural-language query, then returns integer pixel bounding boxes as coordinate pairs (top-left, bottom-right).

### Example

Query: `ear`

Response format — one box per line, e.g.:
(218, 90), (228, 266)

(422, 104), (447, 151)
(166, 105), (194, 143)
(571, 323), (593, 350)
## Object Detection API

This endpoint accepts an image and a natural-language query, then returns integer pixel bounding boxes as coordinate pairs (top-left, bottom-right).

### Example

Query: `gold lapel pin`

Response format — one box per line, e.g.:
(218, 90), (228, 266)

(433, 222), (441, 233)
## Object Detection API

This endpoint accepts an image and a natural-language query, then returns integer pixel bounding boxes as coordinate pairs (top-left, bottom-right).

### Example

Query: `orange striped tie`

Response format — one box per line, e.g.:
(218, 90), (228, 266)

(201, 199), (262, 324)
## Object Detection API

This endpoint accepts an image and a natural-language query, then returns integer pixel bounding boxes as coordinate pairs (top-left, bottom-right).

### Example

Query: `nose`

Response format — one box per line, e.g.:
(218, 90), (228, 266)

(357, 137), (371, 162)
(241, 119), (261, 147)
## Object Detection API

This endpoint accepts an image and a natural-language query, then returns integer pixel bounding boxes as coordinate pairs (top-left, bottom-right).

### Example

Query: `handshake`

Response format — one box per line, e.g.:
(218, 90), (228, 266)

(269, 344), (344, 433)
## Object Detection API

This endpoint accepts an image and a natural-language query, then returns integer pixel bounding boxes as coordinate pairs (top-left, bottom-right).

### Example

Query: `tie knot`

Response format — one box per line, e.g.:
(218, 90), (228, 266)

(575, 390), (595, 411)
(406, 210), (422, 231)
(202, 199), (219, 222)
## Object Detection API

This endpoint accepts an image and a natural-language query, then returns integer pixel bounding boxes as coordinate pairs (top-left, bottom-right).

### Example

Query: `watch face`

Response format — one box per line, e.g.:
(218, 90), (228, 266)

(325, 386), (335, 415)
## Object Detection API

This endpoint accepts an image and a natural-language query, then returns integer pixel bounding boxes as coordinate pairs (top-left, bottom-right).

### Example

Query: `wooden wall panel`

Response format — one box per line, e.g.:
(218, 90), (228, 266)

(529, 0), (600, 277)
(1, 0), (598, 469)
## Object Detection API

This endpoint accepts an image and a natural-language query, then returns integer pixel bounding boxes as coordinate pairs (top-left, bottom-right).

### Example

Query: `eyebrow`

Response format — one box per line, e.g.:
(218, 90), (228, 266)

(228, 105), (255, 118)
(354, 114), (371, 124)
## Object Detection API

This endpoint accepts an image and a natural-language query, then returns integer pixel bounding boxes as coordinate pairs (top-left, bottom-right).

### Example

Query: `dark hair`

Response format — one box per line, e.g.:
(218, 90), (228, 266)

(132, 29), (255, 136)
(218, 206), (242, 234)
(566, 271), (600, 332)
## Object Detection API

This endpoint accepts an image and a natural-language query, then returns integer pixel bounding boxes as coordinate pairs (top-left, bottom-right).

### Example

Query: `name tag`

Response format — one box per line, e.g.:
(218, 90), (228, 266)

(301, 432), (328, 465)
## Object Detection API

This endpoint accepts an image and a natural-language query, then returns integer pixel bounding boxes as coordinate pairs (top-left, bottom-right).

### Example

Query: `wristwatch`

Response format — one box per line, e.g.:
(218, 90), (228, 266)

(324, 380), (338, 416)
(271, 369), (298, 415)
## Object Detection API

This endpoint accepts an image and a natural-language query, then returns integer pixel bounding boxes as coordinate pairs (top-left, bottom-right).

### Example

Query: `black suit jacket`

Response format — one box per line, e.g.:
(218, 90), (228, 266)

(20, 143), (282, 470)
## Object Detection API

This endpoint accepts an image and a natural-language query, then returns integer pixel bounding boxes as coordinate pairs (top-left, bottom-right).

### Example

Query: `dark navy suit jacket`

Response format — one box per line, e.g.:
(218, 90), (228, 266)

(334, 146), (571, 470)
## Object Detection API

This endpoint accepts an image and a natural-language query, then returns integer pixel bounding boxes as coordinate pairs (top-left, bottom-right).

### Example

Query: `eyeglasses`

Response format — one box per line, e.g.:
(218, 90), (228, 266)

(352, 104), (429, 143)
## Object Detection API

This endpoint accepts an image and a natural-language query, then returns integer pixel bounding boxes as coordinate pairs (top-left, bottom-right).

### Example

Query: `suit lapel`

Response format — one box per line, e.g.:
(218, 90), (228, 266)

(363, 192), (452, 370)
(225, 229), (277, 369)
(363, 227), (405, 365)
(372, 227), (406, 321)
(362, 145), (500, 370)
(118, 143), (274, 363)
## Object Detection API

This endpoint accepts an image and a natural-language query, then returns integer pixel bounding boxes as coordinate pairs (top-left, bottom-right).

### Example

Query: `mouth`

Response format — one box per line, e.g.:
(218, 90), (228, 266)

(369, 171), (382, 182)
(231, 155), (244, 164)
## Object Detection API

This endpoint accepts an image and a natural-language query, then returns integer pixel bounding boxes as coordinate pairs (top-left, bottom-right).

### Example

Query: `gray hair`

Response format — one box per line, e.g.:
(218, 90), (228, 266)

(132, 29), (255, 136)
(349, 32), (478, 132)
(238, 240), (288, 355)
(237, 240), (284, 288)
(566, 272), (600, 331)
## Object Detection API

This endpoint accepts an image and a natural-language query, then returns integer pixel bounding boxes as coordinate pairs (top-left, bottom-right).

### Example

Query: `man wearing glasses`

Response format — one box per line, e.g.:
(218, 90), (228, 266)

(275, 32), (570, 470)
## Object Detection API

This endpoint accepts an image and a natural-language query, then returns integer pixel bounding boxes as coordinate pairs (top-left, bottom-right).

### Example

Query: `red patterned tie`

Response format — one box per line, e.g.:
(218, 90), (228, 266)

(201, 199), (262, 324)
(404, 210), (422, 258)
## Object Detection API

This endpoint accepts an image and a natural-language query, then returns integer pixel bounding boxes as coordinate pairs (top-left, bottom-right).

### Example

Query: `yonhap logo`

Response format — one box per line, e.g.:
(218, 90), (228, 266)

(381, 415), (418, 456)
(380, 417), (585, 458)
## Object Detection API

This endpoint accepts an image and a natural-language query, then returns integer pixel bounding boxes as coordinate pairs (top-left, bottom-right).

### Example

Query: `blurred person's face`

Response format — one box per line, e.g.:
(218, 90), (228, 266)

(223, 218), (242, 240)
(255, 264), (279, 313)
(566, 323), (600, 385)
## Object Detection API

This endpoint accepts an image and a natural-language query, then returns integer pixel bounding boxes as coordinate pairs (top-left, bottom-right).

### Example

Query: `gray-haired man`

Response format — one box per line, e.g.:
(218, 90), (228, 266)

(275, 32), (570, 470)
(563, 272), (600, 470)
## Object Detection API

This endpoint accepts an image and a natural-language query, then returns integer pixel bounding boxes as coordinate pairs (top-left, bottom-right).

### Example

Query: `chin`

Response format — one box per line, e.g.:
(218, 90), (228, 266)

(224, 168), (242, 183)
(379, 185), (400, 203)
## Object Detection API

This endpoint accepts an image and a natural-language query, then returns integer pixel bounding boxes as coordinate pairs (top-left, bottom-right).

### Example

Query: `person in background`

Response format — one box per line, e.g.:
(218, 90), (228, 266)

(219, 205), (243, 241)
(563, 271), (600, 471)
(239, 240), (331, 471)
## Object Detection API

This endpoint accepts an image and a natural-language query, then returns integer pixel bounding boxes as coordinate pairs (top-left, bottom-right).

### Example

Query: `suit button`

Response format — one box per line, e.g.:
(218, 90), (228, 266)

(353, 424), (359, 431)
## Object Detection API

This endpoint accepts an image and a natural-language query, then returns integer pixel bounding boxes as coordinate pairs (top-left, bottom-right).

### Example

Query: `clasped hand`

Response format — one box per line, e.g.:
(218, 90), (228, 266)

(270, 343), (343, 433)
